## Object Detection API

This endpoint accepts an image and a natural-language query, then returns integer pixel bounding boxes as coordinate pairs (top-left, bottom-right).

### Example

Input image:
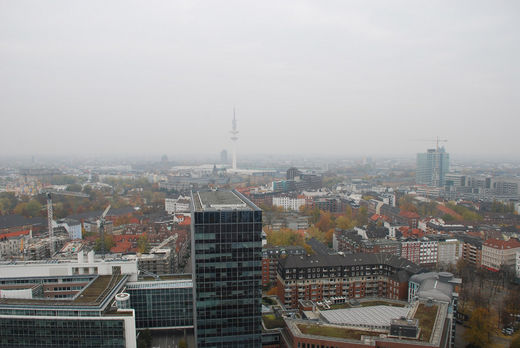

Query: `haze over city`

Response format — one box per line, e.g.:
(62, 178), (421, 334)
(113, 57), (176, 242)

(3, 2), (520, 348)
(1, 1), (519, 158)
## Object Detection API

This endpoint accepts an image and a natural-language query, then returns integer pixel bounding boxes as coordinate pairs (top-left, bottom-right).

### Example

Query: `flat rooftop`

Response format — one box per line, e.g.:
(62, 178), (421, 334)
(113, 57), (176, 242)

(0, 275), (126, 307)
(193, 190), (256, 211)
(320, 305), (411, 329)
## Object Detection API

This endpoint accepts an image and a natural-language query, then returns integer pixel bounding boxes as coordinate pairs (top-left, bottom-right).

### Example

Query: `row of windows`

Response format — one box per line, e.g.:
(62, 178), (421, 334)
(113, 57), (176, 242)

(194, 211), (262, 224)
(0, 318), (126, 348)
(128, 288), (193, 329)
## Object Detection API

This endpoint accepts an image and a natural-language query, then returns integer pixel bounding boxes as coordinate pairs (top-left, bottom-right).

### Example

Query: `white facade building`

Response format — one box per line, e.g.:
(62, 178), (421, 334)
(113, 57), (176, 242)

(481, 238), (520, 272)
(0, 250), (139, 281)
(419, 240), (438, 265)
(165, 196), (191, 214)
(56, 219), (82, 240)
(437, 239), (462, 266)
(272, 196), (306, 211)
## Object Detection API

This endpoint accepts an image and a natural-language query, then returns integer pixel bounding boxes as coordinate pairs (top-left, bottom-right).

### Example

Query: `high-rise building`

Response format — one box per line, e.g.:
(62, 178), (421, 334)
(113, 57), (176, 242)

(191, 190), (263, 348)
(416, 147), (449, 187)
(220, 149), (228, 164)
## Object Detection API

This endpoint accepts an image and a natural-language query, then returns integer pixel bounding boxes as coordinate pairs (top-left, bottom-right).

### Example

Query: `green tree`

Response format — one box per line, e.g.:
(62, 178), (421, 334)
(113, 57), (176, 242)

(310, 207), (321, 224)
(94, 235), (115, 254)
(66, 183), (83, 192)
(13, 202), (27, 215)
(178, 339), (187, 348)
(355, 206), (368, 225)
(25, 199), (42, 217)
(336, 215), (354, 230)
(0, 192), (18, 214)
(137, 235), (150, 253)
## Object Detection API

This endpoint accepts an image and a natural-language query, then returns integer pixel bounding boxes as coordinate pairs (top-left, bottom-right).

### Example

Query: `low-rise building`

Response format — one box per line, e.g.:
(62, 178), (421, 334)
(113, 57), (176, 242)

(272, 196), (306, 211)
(333, 229), (401, 256)
(164, 196), (191, 214)
(481, 238), (520, 272)
(419, 239), (438, 267)
(458, 235), (482, 266)
(401, 240), (421, 264)
(276, 253), (423, 309)
(262, 246), (306, 287)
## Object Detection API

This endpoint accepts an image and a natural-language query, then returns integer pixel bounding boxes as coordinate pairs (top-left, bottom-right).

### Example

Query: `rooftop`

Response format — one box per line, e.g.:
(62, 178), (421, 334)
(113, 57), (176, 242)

(0, 274), (126, 307)
(0, 215), (46, 230)
(484, 238), (520, 249)
(193, 190), (258, 211)
(279, 252), (423, 274)
(320, 305), (411, 328)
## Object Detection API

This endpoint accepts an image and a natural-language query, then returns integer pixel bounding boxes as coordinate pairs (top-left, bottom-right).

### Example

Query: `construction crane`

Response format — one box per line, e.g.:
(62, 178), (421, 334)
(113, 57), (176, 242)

(413, 137), (448, 151)
(45, 190), (89, 257)
(97, 204), (111, 257)
(433, 137), (448, 151)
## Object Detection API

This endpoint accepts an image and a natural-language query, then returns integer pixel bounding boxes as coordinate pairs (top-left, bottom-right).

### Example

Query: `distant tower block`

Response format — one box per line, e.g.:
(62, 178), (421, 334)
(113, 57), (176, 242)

(220, 149), (228, 164)
(230, 109), (239, 170)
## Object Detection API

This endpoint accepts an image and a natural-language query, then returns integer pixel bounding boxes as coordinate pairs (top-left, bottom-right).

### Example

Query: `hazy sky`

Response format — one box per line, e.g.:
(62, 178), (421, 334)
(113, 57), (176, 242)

(1, 1), (519, 159)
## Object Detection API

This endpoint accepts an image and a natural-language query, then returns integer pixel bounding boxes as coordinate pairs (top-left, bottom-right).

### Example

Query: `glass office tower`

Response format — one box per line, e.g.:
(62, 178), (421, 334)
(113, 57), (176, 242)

(416, 147), (450, 187)
(191, 190), (262, 348)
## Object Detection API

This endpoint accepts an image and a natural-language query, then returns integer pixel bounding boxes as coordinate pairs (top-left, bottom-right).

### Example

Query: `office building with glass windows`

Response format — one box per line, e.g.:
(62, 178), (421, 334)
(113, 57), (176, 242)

(416, 147), (450, 187)
(0, 273), (136, 348)
(126, 277), (193, 329)
(191, 190), (263, 348)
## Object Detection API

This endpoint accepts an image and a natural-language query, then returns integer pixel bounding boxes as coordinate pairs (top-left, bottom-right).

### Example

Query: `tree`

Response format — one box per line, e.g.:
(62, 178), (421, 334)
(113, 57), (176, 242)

(398, 195), (417, 213)
(178, 339), (188, 348)
(25, 199), (42, 217)
(336, 215), (354, 230)
(464, 307), (493, 348)
(137, 235), (150, 253)
(264, 227), (306, 248)
(66, 184), (83, 192)
(94, 235), (115, 253)
(13, 202), (27, 216)
(324, 228), (335, 247)
(316, 211), (333, 232)
(0, 192), (18, 214)
(355, 206), (368, 225)
(13, 199), (42, 217)
(310, 207), (321, 224)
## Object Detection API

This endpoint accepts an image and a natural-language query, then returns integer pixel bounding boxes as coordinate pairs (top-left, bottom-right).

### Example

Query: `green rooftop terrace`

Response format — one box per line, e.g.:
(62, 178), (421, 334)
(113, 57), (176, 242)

(413, 303), (439, 342)
(297, 323), (380, 340)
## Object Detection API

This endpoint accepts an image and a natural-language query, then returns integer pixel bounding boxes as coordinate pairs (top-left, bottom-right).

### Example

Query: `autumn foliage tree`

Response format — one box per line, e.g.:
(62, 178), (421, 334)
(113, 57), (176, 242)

(464, 307), (493, 348)
(265, 228), (305, 248)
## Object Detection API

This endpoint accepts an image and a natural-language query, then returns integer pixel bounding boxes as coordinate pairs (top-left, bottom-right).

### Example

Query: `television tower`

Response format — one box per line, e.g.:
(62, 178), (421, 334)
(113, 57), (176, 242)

(230, 108), (239, 170)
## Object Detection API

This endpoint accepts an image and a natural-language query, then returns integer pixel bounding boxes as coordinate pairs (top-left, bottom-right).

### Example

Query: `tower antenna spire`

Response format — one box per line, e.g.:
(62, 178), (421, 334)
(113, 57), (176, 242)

(230, 108), (239, 170)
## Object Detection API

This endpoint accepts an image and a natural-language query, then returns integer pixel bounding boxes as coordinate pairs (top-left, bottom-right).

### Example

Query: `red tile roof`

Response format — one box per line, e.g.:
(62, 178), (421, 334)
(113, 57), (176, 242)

(0, 229), (30, 239)
(399, 226), (424, 239)
(484, 238), (520, 249)
(399, 211), (420, 219)
(436, 205), (463, 221)
(110, 241), (132, 253)
(178, 216), (191, 226)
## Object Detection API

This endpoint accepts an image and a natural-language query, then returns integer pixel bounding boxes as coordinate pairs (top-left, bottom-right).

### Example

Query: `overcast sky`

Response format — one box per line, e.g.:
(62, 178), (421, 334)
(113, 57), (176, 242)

(1, 1), (519, 159)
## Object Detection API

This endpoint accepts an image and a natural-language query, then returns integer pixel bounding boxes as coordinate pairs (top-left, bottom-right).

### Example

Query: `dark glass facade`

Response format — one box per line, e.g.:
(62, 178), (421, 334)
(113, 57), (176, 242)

(0, 317), (126, 348)
(127, 281), (193, 329)
(192, 193), (263, 348)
